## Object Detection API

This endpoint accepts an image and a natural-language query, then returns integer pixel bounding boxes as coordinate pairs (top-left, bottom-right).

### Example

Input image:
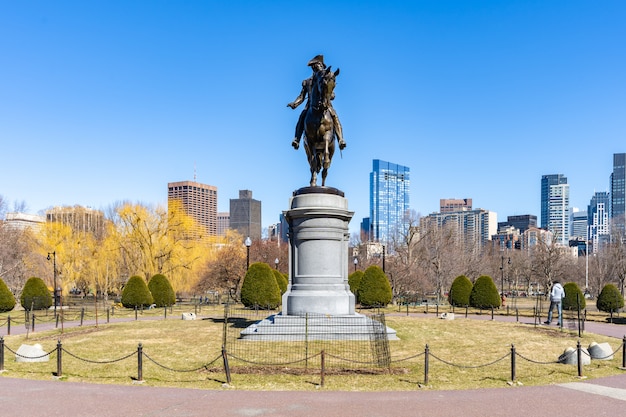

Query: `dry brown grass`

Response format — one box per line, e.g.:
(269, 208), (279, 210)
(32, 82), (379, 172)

(1, 313), (623, 391)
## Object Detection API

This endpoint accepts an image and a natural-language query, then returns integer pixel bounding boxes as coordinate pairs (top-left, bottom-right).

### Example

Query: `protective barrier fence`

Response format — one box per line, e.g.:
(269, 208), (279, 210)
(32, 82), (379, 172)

(1, 314), (624, 387)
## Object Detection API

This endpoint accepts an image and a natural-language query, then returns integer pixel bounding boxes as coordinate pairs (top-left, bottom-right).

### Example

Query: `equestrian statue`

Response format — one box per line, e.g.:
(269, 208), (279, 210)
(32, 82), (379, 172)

(288, 55), (345, 187)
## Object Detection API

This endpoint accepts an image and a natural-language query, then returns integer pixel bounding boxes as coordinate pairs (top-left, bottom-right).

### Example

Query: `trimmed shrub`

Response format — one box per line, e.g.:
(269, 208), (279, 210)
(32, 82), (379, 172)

(20, 277), (52, 310)
(273, 269), (288, 295)
(358, 265), (392, 307)
(148, 274), (176, 307)
(449, 275), (472, 307)
(469, 275), (501, 309)
(562, 282), (586, 311)
(348, 270), (364, 302)
(121, 275), (154, 308)
(0, 278), (16, 312)
(596, 284), (624, 314)
(241, 262), (281, 308)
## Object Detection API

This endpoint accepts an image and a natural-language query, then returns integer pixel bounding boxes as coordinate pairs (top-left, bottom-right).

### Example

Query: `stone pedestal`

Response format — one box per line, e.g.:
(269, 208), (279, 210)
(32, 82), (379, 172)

(282, 187), (355, 316)
(241, 186), (397, 341)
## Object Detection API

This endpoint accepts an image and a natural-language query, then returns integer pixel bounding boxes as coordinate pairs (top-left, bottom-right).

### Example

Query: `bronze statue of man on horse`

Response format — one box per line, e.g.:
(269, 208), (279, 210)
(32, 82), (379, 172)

(288, 55), (346, 187)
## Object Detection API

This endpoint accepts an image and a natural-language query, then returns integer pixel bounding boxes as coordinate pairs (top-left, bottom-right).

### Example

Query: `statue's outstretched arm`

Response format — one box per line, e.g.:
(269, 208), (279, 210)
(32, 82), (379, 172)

(287, 80), (308, 109)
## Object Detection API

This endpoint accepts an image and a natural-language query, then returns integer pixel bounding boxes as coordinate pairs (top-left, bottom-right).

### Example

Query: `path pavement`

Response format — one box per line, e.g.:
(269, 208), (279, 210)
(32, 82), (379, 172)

(1, 312), (626, 417)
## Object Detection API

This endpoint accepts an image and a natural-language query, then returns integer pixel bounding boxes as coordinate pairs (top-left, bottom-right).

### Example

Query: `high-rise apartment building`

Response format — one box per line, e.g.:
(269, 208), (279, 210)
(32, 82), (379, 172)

(610, 153), (625, 232)
(167, 180), (217, 238)
(588, 191), (610, 252)
(369, 159), (410, 244)
(421, 208), (497, 251)
(229, 190), (262, 240)
(541, 174), (569, 245)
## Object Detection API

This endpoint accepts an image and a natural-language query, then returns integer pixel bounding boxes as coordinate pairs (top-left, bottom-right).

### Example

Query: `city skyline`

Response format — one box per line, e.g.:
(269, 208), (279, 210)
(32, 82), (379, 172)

(1, 2), (625, 237)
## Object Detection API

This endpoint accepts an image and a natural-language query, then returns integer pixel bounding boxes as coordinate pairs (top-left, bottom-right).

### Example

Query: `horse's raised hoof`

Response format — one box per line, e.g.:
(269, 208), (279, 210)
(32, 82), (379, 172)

(339, 140), (346, 150)
(292, 140), (300, 150)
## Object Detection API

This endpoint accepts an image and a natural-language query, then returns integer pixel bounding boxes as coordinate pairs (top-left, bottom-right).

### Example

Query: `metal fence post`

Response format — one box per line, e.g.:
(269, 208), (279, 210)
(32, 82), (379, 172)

(7, 316), (10, 335)
(137, 343), (143, 382)
(0, 336), (4, 372)
(424, 344), (429, 385)
(320, 349), (325, 387)
(510, 344), (516, 382)
(56, 339), (62, 378)
(577, 340), (583, 378)
(222, 345), (231, 384)
(80, 308), (85, 326)
(622, 336), (626, 369)
(31, 313), (35, 332)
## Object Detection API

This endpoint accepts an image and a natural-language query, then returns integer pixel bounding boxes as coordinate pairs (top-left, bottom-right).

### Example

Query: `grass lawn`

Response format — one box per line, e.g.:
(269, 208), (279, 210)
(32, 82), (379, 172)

(1, 312), (624, 391)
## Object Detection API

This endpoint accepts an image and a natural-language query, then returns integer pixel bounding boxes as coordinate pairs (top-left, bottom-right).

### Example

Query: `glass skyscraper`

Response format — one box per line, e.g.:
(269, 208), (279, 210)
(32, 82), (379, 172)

(369, 159), (410, 244)
(610, 153), (625, 232)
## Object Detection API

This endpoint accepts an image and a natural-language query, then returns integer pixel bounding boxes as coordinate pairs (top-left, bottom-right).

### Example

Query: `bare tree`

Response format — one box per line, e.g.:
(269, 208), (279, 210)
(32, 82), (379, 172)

(530, 231), (568, 292)
(196, 230), (246, 300)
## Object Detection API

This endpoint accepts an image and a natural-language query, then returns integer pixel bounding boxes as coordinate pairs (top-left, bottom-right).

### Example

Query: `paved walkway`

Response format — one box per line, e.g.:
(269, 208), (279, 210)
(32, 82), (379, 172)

(1, 313), (626, 417)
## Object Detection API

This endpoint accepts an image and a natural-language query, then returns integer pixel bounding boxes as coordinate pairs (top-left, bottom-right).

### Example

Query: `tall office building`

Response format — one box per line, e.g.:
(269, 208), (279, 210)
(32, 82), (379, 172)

(541, 174), (569, 245)
(229, 190), (262, 240)
(570, 208), (587, 240)
(440, 198), (472, 213)
(217, 212), (230, 237)
(610, 153), (625, 232)
(588, 191), (610, 226)
(369, 159), (410, 244)
(46, 206), (106, 239)
(498, 214), (537, 234)
(167, 180), (217, 238)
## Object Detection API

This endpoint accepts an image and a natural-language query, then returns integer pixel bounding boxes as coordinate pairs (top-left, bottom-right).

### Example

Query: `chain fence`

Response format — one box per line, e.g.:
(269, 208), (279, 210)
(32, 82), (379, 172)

(1, 306), (625, 387)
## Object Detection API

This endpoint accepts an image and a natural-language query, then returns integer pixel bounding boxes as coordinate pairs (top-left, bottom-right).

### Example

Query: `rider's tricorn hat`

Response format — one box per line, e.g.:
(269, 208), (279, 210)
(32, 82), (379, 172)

(307, 55), (325, 67)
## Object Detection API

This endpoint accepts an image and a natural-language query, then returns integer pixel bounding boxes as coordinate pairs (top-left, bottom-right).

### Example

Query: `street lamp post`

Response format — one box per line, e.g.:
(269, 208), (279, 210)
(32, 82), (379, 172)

(353, 257), (358, 272)
(244, 237), (252, 270)
(274, 257), (279, 270)
(382, 245), (386, 273)
(47, 251), (57, 316)
(500, 254), (510, 297)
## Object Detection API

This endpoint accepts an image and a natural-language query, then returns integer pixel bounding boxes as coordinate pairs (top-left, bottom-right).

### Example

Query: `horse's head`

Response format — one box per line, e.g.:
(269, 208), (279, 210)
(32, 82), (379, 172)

(312, 66), (339, 110)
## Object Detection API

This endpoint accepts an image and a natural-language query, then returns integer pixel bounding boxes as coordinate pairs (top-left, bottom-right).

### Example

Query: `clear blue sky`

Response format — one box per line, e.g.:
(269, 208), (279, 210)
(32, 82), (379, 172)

(1, 1), (625, 236)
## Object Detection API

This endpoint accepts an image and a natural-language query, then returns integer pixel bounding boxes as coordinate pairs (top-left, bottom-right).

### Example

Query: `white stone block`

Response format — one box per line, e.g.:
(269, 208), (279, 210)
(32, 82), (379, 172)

(181, 312), (196, 320)
(439, 312), (454, 320)
(588, 342), (614, 360)
(558, 346), (591, 365)
(16, 344), (50, 363)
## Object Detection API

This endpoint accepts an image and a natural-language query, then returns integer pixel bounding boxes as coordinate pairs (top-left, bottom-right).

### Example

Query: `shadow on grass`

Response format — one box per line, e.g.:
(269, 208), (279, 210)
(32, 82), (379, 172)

(206, 317), (259, 329)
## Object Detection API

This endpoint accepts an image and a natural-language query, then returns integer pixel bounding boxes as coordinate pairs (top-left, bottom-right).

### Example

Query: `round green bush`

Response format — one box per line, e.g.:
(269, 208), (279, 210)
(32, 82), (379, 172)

(469, 275), (501, 309)
(273, 269), (288, 295)
(148, 274), (176, 307)
(562, 282), (586, 311)
(121, 275), (154, 308)
(449, 275), (472, 307)
(0, 278), (16, 312)
(241, 262), (281, 308)
(20, 277), (52, 310)
(348, 270), (364, 302)
(596, 284), (624, 313)
(358, 265), (392, 307)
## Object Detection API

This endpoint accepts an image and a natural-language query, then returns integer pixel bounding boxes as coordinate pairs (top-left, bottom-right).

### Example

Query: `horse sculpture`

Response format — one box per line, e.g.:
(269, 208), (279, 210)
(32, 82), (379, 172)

(303, 66), (340, 187)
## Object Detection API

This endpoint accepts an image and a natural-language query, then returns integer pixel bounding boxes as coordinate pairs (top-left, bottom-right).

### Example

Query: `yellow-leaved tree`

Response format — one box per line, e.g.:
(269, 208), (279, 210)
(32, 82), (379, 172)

(110, 201), (214, 294)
